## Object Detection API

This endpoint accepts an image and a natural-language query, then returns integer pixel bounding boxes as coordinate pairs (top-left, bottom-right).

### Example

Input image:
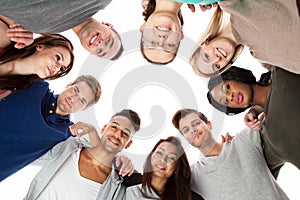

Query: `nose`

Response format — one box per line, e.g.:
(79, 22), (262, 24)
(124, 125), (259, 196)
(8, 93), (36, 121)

(157, 34), (168, 44)
(227, 92), (234, 102)
(52, 64), (61, 74)
(190, 128), (197, 135)
(160, 156), (167, 164)
(70, 95), (80, 104)
(211, 54), (221, 63)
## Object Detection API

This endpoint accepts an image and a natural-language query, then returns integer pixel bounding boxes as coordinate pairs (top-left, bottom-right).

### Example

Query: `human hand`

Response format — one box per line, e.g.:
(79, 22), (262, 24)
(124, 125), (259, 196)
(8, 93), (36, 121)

(69, 122), (96, 137)
(221, 132), (234, 144)
(6, 23), (34, 49)
(141, 0), (149, 9)
(244, 111), (265, 131)
(115, 155), (134, 177)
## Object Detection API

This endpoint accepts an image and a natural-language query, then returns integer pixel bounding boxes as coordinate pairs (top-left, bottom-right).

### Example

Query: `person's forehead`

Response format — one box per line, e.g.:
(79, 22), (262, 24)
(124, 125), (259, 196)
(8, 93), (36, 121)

(110, 116), (135, 133)
(157, 142), (177, 153)
(179, 113), (200, 128)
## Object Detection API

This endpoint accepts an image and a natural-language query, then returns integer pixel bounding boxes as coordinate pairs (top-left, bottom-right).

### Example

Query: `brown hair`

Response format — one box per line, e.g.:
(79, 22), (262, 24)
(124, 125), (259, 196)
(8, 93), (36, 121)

(0, 34), (74, 91)
(172, 108), (209, 134)
(72, 75), (101, 107)
(142, 136), (192, 200)
(111, 109), (141, 132)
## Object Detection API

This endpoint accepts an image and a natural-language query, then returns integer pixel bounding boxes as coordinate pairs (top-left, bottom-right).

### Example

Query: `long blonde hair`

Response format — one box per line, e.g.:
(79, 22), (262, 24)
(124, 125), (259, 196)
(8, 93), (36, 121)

(190, 6), (243, 77)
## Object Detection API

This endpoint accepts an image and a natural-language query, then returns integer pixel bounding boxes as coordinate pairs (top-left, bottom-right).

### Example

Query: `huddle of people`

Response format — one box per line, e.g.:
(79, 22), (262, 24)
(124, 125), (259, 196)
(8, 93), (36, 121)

(1, 0), (300, 199)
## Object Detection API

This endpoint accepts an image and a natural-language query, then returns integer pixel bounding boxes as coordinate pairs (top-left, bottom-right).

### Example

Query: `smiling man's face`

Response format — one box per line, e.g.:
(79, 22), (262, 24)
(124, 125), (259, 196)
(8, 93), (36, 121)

(56, 81), (94, 115)
(179, 113), (211, 148)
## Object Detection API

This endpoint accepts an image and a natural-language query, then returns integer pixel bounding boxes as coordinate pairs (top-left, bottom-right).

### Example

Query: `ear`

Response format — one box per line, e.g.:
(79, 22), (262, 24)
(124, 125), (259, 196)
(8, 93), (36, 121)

(180, 29), (184, 40)
(102, 22), (113, 28)
(102, 124), (107, 133)
(125, 140), (133, 149)
(207, 121), (213, 130)
(140, 22), (145, 32)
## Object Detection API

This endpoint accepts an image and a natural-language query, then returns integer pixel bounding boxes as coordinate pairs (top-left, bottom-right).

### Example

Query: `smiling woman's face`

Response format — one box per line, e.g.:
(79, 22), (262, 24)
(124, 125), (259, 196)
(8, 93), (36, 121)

(192, 37), (236, 75)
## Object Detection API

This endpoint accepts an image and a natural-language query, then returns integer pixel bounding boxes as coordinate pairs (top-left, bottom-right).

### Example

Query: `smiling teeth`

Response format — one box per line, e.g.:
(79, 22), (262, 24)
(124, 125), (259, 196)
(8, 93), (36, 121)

(218, 48), (227, 57)
(90, 34), (98, 45)
(157, 26), (170, 31)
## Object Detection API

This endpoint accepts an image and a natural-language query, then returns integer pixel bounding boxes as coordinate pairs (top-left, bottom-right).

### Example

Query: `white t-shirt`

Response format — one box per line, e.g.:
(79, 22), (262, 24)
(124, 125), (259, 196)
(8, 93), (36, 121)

(38, 149), (102, 200)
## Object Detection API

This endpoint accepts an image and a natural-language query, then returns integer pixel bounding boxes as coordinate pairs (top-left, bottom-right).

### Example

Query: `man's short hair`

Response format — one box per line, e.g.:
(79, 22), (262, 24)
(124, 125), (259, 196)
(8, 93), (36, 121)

(72, 75), (101, 107)
(172, 109), (208, 134)
(111, 109), (141, 132)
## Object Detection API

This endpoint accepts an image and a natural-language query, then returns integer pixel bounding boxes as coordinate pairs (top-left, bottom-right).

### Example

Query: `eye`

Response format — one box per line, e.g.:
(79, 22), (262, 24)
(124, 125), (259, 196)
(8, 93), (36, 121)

(167, 43), (176, 47)
(59, 66), (66, 72)
(167, 156), (176, 162)
(96, 48), (102, 55)
(150, 40), (157, 46)
(192, 121), (201, 127)
(226, 84), (230, 91)
(74, 87), (79, 93)
(213, 63), (220, 70)
(182, 128), (189, 135)
(121, 132), (129, 138)
(80, 99), (85, 104)
(223, 98), (228, 105)
(204, 53), (210, 60)
(55, 54), (61, 62)
(105, 37), (111, 45)
(155, 151), (163, 156)
(111, 125), (117, 130)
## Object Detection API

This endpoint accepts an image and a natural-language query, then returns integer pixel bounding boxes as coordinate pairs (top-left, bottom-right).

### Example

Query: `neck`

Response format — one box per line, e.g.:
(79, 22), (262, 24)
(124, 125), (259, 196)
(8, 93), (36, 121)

(87, 145), (116, 167)
(151, 176), (167, 196)
(72, 18), (93, 35)
(198, 135), (222, 156)
(155, 0), (182, 13)
(0, 58), (36, 76)
(251, 84), (270, 108)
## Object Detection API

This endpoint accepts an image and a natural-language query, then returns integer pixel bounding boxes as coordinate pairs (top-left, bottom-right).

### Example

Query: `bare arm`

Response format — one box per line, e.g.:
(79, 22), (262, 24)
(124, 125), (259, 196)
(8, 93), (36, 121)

(0, 15), (34, 49)
(69, 122), (101, 147)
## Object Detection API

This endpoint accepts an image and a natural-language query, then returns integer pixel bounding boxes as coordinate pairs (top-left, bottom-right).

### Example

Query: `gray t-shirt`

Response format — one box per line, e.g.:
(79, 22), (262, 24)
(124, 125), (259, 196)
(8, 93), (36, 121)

(220, 0), (300, 74)
(191, 128), (289, 200)
(0, 0), (112, 33)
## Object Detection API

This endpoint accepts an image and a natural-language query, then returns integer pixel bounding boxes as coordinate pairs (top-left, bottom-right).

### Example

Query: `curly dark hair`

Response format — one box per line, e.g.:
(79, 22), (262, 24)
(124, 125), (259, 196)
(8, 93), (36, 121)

(207, 66), (271, 115)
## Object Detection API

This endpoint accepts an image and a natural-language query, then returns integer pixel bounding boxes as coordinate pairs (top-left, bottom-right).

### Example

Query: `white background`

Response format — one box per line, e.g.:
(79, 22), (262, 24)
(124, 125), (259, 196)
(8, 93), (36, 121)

(1, 0), (300, 199)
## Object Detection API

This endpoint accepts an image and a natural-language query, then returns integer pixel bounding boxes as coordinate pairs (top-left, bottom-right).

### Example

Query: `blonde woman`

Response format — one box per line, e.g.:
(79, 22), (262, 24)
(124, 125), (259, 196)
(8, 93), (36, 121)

(189, 0), (299, 77)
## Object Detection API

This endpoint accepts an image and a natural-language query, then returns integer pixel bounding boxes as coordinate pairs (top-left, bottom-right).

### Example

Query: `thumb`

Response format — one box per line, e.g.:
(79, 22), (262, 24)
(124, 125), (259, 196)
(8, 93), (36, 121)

(221, 135), (225, 143)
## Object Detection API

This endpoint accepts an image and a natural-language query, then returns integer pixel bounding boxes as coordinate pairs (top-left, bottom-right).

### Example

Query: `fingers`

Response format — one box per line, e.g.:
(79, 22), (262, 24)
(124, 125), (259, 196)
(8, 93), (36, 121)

(6, 23), (34, 49)
(221, 135), (225, 143)
(187, 4), (196, 12)
(116, 155), (134, 177)
(258, 112), (265, 121)
(245, 119), (262, 131)
(69, 124), (79, 136)
(141, 0), (149, 9)
(69, 122), (88, 137)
